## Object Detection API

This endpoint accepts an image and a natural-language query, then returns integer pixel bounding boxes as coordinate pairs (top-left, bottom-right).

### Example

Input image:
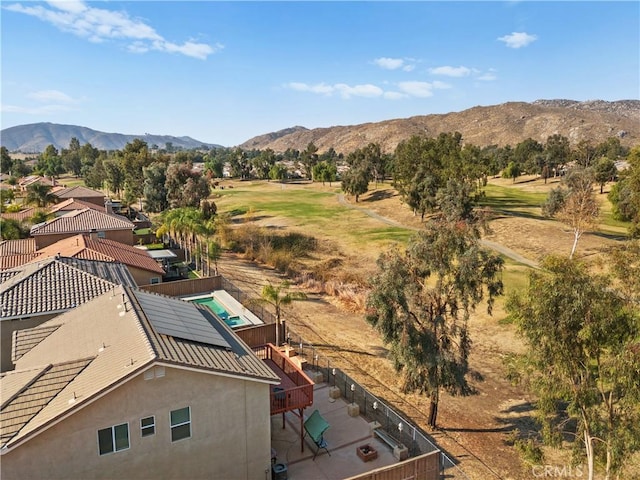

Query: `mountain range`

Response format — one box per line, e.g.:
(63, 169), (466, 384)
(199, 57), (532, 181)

(0, 122), (220, 153)
(2, 99), (639, 155)
(240, 99), (640, 154)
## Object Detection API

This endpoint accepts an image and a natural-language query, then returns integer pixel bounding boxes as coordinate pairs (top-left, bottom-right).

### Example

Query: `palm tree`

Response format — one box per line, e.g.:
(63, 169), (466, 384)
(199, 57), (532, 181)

(25, 183), (56, 207)
(259, 280), (306, 347)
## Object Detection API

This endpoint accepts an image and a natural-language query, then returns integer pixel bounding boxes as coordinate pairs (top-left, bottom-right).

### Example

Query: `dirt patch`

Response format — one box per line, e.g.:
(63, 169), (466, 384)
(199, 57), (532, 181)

(215, 177), (624, 479)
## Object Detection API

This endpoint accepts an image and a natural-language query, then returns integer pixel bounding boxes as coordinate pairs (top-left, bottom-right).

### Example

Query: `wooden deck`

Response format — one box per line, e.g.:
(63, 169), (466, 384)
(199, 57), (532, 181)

(252, 343), (314, 415)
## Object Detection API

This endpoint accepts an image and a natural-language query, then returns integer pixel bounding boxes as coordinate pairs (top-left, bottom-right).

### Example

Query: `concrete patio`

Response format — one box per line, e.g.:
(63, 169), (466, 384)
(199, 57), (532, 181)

(270, 382), (401, 480)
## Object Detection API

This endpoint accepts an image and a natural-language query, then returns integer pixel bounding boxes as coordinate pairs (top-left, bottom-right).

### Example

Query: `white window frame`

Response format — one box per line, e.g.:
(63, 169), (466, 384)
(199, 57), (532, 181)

(150, 277), (160, 284)
(97, 423), (130, 455)
(170, 406), (191, 442)
(140, 416), (155, 437)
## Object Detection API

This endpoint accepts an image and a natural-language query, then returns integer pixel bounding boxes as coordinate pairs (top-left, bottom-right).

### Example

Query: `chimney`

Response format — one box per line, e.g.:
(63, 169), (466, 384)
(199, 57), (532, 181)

(89, 228), (98, 241)
(105, 200), (113, 214)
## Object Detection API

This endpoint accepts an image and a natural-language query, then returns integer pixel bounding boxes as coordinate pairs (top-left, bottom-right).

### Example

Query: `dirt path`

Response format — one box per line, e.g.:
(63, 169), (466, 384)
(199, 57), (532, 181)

(216, 254), (532, 480)
(337, 193), (539, 269)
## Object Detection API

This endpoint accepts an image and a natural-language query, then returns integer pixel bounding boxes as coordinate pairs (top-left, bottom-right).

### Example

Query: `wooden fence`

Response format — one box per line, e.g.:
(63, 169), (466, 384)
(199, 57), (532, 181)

(345, 451), (441, 480)
(140, 276), (222, 296)
(236, 323), (276, 348)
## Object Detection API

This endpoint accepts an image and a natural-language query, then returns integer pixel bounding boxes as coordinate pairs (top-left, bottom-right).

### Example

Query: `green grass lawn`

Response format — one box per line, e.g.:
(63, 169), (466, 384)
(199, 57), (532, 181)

(480, 184), (548, 219)
(215, 183), (412, 248)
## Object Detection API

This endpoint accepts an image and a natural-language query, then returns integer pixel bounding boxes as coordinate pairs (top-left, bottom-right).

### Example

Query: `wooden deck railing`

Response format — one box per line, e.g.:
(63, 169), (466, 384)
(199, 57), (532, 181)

(253, 343), (314, 415)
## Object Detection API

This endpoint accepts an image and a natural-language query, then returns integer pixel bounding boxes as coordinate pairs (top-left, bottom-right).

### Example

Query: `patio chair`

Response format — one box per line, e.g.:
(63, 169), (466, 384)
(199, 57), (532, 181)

(303, 409), (331, 460)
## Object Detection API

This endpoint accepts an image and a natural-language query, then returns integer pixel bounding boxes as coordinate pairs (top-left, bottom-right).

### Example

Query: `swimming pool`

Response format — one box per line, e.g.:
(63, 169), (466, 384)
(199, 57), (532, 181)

(182, 290), (264, 329)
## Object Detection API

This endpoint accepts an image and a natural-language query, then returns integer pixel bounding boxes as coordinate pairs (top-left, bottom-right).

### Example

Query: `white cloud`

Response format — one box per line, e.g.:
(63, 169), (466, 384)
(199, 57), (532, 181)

(429, 66), (471, 77)
(27, 89), (76, 103)
(373, 57), (416, 72)
(373, 57), (404, 70)
(287, 79), (452, 100)
(334, 83), (383, 99)
(287, 82), (335, 95)
(1, 103), (75, 114)
(286, 82), (383, 99)
(5, 1), (220, 59)
(397, 81), (434, 98)
(477, 70), (497, 81)
(383, 91), (408, 100)
(497, 32), (537, 49)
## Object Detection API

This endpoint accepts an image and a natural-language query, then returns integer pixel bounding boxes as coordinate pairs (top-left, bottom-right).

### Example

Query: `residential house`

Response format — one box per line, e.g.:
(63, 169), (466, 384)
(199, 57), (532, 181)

(17, 176), (55, 193)
(0, 285), (280, 480)
(0, 257), (135, 371)
(30, 208), (135, 249)
(51, 185), (106, 207)
(35, 234), (166, 285)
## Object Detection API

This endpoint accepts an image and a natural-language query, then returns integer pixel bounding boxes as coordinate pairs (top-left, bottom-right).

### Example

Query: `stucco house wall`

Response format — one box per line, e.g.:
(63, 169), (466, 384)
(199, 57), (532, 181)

(128, 265), (163, 286)
(1, 365), (273, 480)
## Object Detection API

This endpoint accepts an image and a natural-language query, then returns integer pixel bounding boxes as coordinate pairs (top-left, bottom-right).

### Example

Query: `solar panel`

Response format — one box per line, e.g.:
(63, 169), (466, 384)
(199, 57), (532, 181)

(134, 290), (231, 349)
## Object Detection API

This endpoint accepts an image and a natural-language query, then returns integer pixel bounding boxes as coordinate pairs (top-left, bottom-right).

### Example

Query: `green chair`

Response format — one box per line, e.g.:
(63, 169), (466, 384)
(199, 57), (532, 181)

(303, 409), (331, 460)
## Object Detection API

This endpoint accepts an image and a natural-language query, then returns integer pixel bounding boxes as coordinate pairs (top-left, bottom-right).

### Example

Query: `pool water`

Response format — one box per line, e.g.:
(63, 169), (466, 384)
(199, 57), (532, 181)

(190, 297), (249, 328)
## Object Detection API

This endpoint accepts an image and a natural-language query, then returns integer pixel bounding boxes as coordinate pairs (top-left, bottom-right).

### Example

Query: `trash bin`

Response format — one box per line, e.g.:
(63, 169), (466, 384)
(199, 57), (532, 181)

(272, 463), (287, 480)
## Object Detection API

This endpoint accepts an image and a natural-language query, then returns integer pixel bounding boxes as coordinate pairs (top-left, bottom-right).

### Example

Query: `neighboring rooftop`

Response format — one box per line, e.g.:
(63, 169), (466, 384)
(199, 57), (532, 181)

(35, 235), (165, 275)
(51, 185), (106, 201)
(47, 198), (105, 215)
(0, 257), (135, 320)
(1, 285), (279, 450)
(30, 208), (134, 236)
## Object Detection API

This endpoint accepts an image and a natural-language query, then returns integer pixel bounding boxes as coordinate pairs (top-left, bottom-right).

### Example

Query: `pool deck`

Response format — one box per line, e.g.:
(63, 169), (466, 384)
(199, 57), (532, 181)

(271, 381), (400, 480)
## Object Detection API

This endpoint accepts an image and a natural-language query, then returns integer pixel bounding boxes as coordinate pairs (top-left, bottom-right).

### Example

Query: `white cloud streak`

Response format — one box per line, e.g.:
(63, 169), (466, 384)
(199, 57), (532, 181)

(286, 79), (450, 100)
(497, 32), (537, 49)
(429, 66), (472, 77)
(27, 89), (76, 103)
(373, 57), (416, 72)
(5, 1), (221, 59)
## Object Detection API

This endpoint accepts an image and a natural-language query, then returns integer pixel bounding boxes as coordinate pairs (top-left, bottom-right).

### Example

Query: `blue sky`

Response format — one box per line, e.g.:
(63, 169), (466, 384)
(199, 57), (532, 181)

(2, 1), (639, 147)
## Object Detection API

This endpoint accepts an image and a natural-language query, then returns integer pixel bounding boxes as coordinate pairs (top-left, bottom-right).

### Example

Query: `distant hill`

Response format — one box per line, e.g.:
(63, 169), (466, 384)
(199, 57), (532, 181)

(240, 99), (640, 154)
(1, 122), (221, 153)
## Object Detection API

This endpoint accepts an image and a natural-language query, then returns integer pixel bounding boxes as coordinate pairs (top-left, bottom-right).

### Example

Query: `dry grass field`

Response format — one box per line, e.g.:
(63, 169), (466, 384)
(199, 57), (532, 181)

(212, 175), (631, 479)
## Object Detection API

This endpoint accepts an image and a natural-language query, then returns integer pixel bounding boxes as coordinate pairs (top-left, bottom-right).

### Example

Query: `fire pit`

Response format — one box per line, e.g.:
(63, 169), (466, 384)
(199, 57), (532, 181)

(356, 444), (378, 462)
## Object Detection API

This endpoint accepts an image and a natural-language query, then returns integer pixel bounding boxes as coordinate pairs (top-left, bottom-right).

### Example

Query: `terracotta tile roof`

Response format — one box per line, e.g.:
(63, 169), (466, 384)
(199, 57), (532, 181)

(0, 239), (36, 255)
(47, 198), (104, 215)
(18, 176), (53, 188)
(30, 209), (134, 236)
(35, 235), (165, 275)
(0, 254), (40, 272)
(1, 285), (278, 451)
(0, 257), (133, 320)
(52, 186), (105, 200)
(0, 208), (43, 223)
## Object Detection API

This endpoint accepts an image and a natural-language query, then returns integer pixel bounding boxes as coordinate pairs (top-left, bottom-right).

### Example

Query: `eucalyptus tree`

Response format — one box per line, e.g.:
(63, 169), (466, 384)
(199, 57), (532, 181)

(506, 254), (640, 480)
(340, 167), (369, 202)
(299, 142), (319, 180)
(142, 162), (168, 213)
(1, 146), (13, 174)
(366, 182), (504, 428)
(608, 145), (640, 237)
(542, 167), (600, 258)
(593, 157), (617, 194)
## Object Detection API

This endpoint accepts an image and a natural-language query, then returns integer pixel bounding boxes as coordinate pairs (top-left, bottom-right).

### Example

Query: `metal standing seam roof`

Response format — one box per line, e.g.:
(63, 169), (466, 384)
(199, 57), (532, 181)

(30, 208), (134, 236)
(1, 285), (278, 452)
(0, 258), (127, 319)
